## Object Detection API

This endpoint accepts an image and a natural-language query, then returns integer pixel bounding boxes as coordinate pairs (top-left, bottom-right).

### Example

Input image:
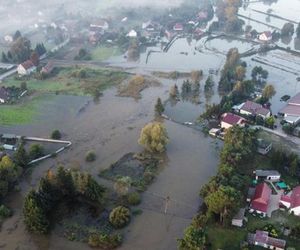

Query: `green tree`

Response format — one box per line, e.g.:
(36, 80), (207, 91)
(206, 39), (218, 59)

(14, 143), (28, 168)
(265, 116), (275, 128)
(29, 144), (44, 160)
(155, 97), (164, 116)
(262, 84), (276, 100)
(169, 84), (179, 98)
(178, 225), (207, 250)
(109, 206), (131, 228)
(235, 65), (246, 81)
(204, 185), (239, 224)
(23, 190), (50, 234)
(138, 122), (169, 153)
(51, 130), (61, 140)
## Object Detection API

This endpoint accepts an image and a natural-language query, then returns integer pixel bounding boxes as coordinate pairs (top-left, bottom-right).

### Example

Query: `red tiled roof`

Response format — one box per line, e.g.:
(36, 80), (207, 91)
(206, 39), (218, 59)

(251, 183), (271, 213)
(280, 195), (292, 203)
(288, 92), (300, 105)
(173, 23), (183, 30)
(280, 104), (300, 116)
(291, 186), (300, 209)
(20, 60), (35, 70)
(252, 230), (286, 249)
(221, 112), (245, 125)
(241, 101), (269, 116)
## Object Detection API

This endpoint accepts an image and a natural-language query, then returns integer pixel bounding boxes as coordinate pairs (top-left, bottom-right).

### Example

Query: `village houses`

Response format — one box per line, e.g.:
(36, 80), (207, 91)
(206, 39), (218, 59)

(17, 60), (36, 76)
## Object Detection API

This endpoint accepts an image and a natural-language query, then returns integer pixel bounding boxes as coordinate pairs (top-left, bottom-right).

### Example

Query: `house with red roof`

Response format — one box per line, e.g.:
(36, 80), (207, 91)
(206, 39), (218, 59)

(248, 230), (286, 250)
(17, 60), (36, 76)
(220, 112), (246, 129)
(173, 23), (184, 32)
(239, 100), (271, 119)
(280, 92), (300, 125)
(250, 183), (271, 217)
(280, 186), (300, 215)
(259, 31), (272, 42)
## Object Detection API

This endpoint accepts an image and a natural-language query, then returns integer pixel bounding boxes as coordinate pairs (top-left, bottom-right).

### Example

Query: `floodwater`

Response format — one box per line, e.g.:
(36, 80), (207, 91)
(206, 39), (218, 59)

(0, 74), (220, 249)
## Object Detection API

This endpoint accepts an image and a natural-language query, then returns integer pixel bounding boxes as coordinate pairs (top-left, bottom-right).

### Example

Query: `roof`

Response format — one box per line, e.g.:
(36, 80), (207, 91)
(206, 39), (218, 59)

(1, 133), (17, 139)
(248, 231), (286, 248)
(280, 195), (291, 203)
(276, 182), (287, 189)
(288, 92), (300, 105)
(42, 61), (54, 73)
(261, 31), (272, 38)
(173, 23), (183, 30)
(232, 208), (245, 220)
(251, 183), (271, 213)
(241, 101), (269, 116)
(280, 104), (300, 116)
(291, 186), (300, 209)
(221, 112), (245, 125)
(20, 60), (35, 70)
(255, 170), (280, 177)
(127, 30), (137, 37)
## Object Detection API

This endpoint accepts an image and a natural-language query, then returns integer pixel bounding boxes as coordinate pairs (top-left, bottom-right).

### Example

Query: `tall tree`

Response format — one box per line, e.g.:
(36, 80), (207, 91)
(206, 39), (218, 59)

(138, 122), (169, 153)
(262, 84), (276, 99)
(14, 143), (28, 168)
(155, 97), (164, 116)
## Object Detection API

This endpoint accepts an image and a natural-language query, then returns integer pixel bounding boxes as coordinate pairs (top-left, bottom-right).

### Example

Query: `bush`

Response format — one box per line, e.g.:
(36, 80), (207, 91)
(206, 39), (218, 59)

(88, 233), (122, 248)
(109, 206), (131, 228)
(0, 205), (12, 218)
(51, 130), (61, 140)
(29, 144), (44, 160)
(127, 192), (141, 206)
(85, 151), (96, 162)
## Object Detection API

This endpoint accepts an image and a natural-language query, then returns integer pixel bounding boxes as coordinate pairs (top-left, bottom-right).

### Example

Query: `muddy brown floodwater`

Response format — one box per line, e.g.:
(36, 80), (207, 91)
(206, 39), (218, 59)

(0, 75), (220, 250)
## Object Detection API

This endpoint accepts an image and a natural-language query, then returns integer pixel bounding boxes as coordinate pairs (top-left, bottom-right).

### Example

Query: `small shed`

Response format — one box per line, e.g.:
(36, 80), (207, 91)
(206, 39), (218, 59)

(231, 208), (246, 227)
(254, 170), (281, 182)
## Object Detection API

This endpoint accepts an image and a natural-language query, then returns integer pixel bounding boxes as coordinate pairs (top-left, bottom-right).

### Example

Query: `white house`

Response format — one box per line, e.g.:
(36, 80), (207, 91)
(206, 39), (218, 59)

(90, 20), (109, 30)
(259, 31), (272, 42)
(231, 208), (246, 227)
(220, 112), (246, 129)
(127, 29), (137, 38)
(17, 60), (36, 76)
(254, 170), (281, 181)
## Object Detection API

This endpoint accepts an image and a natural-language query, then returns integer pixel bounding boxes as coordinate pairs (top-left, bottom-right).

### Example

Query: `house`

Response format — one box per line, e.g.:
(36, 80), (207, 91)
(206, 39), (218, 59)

(90, 20), (109, 31)
(142, 21), (157, 31)
(127, 30), (137, 38)
(220, 112), (246, 129)
(259, 31), (272, 42)
(279, 92), (300, 125)
(239, 101), (271, 119)
(0, 87), (9, 103)
(17, 60), (36, 75)
(41, 61), (54, 74)
(248, 230), (286, 250)
(257, 139), (272, 155)
(254, 170), (281, 181)
(231, 208), (246, 227)
(250, 183), (271, 216)
(173, 23), (184, 31)
(280, 186), (300, 215)
(197, 11), (208, 21)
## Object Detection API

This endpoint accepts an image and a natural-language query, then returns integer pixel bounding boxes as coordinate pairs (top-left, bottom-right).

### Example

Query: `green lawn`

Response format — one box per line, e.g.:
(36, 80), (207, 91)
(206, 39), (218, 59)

(2, 67), (128, 96)
(0, 95), (48, 125)
(207, 224), (247, 250)
(91, 46), (122, 61)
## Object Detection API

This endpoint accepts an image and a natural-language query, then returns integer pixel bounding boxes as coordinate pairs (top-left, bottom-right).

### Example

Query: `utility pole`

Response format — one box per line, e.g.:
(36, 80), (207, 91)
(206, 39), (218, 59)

(164, 196), (170, 214)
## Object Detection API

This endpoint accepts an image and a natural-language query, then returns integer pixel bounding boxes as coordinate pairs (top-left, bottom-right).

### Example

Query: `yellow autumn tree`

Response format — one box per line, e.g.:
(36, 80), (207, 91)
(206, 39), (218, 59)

(138, 122), (169, 153)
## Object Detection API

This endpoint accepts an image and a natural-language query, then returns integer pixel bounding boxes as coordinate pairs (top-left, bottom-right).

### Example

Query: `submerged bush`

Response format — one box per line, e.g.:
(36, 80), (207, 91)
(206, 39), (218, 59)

(85, 151), (96, 162)
(127, 192), (141, 206)
(109, 206), (131, 228)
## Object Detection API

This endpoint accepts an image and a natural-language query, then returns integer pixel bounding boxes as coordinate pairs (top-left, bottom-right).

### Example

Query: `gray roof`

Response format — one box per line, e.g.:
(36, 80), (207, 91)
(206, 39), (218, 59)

(1, 134), (17, 139)
(232, 208), (246, 220)
(255, 170), (281, 177)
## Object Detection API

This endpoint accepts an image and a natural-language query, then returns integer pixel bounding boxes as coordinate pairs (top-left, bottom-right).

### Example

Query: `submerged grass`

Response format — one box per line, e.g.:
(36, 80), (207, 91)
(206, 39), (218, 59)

(0, 95), (48, 125)
(91, 46), (122, 61)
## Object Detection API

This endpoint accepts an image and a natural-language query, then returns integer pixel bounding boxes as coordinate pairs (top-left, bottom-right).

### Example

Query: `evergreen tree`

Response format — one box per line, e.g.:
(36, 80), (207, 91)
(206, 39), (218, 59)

(1, 52), (8, 63)
(23, 190), (50, 234)
(14, 143), (28, 168)
(155, 97), (164, 116)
